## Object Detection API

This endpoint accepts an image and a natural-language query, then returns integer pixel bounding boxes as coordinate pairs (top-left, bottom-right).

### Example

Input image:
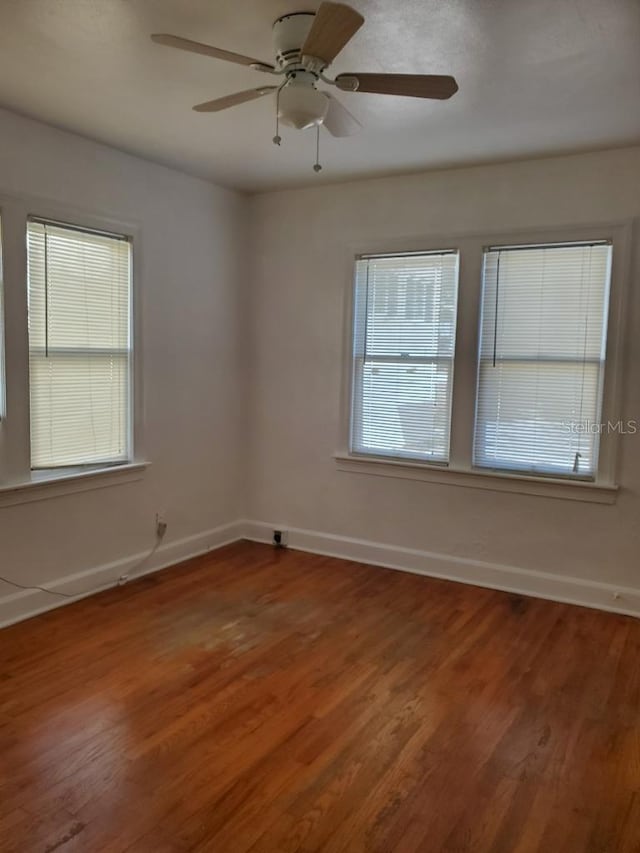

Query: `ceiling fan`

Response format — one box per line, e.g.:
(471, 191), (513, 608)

(151, 2), (458, 170)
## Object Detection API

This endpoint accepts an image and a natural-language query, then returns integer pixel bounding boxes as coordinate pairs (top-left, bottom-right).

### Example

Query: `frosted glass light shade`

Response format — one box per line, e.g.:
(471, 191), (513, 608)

(278, 86), (328, 130)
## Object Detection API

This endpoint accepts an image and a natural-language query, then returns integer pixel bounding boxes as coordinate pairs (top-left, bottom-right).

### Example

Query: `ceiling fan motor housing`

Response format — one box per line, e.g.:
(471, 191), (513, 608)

(273, 12), (329, 131)
(273, 12), (316, 69)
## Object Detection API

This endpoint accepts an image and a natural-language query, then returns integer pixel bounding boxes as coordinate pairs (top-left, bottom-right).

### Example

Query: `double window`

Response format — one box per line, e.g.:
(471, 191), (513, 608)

(0, 211), (134, 485)
(349, 235), (620, 487)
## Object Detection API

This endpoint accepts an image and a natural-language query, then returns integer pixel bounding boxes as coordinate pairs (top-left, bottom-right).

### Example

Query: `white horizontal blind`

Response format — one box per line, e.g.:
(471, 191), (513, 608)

(474, 242), (612, 478)
(27, 219), (132, 469)
(351, 251), (459, 462)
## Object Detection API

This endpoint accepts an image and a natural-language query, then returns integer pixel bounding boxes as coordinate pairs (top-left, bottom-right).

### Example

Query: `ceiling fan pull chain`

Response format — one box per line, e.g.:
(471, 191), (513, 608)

(273, 86), (282, 146)
(313, 124), (322, 172)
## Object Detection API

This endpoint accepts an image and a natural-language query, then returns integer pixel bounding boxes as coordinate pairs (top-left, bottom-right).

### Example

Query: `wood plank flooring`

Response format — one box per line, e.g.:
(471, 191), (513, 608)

(1, 540), (639, 852)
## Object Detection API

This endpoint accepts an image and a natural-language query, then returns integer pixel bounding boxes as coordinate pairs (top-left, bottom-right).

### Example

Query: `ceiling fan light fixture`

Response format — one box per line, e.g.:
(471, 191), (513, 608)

(152, 2), (460, 160)
(278, 84), (329, 130)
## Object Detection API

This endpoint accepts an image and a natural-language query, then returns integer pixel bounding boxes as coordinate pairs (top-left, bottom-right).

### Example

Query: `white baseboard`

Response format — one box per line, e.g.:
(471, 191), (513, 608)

(240, 520), (640, 618)
(4, 518), (638, 628)
(0, 521), (244, 628)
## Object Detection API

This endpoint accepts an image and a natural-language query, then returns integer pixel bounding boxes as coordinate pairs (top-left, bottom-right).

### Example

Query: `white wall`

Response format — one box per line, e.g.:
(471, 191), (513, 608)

(0, 108), (247, 625)
(246, 147), (640, 608)
(2, 113), (639, 626)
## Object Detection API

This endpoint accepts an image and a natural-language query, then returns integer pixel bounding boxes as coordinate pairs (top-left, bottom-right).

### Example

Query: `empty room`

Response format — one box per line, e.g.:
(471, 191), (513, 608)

(1, 1), (639, 851)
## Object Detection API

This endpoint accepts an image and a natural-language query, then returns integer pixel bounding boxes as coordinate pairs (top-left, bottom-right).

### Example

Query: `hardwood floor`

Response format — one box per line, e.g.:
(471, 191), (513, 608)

(1, 541), (639, 852)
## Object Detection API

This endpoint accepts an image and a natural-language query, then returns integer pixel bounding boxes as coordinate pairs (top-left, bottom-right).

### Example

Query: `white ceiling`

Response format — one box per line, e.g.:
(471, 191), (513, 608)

(0, 0), (638, 193)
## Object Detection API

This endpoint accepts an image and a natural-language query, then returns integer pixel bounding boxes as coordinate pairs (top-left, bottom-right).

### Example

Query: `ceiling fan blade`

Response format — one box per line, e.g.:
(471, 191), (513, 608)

(301, 2), (364, 67)
(323, 93), (362, 137)
(151, 34), (274, 70)
(336, 73), (458, 99)
(193, 87), (277, 113)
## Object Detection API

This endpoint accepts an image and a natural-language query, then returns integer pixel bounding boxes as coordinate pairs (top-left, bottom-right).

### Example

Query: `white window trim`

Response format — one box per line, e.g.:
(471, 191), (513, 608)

(333, 452), (617, 504)
(0, 191), (147, 493)
(336, 221), (632, 503)
(0, 461), (149, 508)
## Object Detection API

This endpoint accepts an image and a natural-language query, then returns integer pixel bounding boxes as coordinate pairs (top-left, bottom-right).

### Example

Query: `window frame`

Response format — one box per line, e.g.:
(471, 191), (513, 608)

(0, 192), (146, 498)
(350, 249), (460, 465)
(473, 240), (613, 481)
(337, 222), (631, 504)
(26, 215), (134, 470)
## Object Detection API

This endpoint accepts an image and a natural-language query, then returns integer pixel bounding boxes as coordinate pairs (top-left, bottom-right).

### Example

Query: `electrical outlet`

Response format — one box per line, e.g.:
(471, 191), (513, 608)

(272, 529), (288, 548)
(156, 513), (168, 539)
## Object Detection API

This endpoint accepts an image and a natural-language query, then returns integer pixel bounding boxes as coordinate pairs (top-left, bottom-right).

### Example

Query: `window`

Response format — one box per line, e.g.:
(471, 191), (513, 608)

(342, 229), (624, 500)
(474, 242), (612, 479)
(26, 219), (132, 470)
(350, 251), (459, 463)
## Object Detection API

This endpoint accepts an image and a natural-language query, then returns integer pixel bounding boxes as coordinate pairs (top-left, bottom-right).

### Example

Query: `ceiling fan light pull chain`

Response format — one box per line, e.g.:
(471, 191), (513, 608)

(313, 124), (322, 172)
(273, 86), (282, 145)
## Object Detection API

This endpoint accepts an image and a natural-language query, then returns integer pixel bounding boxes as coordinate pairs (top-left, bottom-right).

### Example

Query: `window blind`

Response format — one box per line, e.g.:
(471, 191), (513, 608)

(351, 251), (459, 462)
(27, 219), (132, 469)
(474, 242), (612, 478)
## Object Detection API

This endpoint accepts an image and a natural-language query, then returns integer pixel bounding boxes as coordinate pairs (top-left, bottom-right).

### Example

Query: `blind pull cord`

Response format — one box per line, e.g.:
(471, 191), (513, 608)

(492, 252), (501, 368)
(576, 247), (592, 463)
(44, 223), (50, 358)
(573, 452), (582, 473)
(362, 260), (371, 351)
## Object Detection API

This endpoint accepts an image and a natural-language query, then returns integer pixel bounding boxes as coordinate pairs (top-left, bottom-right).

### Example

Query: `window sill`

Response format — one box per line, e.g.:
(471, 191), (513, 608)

(334, 453), (618, 505)
(0, 462), (149, 508)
